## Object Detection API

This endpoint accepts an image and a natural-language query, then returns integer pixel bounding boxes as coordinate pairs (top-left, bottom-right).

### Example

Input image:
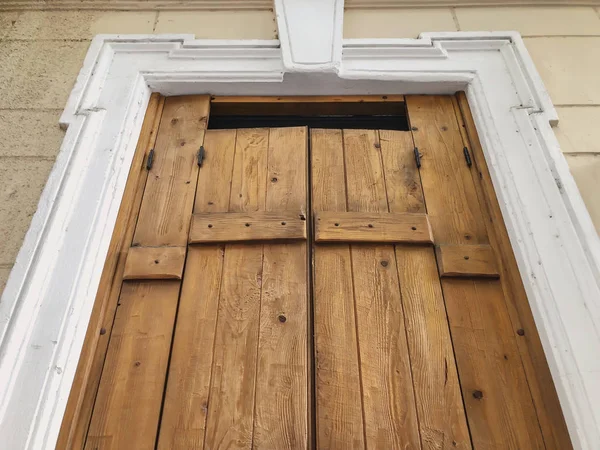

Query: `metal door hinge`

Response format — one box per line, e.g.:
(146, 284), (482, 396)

(146, 148), (155, 170)
(414, 147), (422, 168)
(197, 146), (205, 167)
(463, 147), (472, 167)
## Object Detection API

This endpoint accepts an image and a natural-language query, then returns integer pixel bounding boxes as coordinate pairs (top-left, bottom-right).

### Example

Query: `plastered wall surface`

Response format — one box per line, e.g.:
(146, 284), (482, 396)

(0, 5), (599, 295)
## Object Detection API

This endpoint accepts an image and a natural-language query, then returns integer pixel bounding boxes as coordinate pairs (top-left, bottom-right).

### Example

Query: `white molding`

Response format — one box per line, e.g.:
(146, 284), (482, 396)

(274, 0), (344, 72)
(0, 29), (599, 450)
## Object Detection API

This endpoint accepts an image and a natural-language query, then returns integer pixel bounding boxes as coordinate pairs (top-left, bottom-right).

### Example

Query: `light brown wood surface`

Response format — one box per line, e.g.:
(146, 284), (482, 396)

(311, 128), (365, 449)
(211, 95), (405, 103)
(122, 246), (186, 280)
(435, 244), (499, 278)
(314, 211), (433, 243)
(455, 92), (572, 449)
(85, 95), (210, 449)
(65, 94), (570, 450)
(56, 93), (165, 450)
(133, 95), (210, 246)
(380, 129), (472, 450)
(408, 95), (545, 449)
(159, 127), (309, 450)
(189, 212), (306, 243)
(254, 127), (308, 448)
(85, 281), (181, 450)
(408, 96), (488, 246)
(157, 128), (237, 450)
(198, 128), (270, 450)
(342, 128), (422, 449)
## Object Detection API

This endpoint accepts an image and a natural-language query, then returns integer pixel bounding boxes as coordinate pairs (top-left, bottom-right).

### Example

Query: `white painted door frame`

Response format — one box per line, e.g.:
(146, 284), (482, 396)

(1, 2), (599, 449)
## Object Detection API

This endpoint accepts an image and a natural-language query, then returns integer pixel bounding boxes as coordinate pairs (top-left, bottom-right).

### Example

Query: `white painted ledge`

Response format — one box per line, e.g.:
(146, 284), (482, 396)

(0, 31), (599, 450)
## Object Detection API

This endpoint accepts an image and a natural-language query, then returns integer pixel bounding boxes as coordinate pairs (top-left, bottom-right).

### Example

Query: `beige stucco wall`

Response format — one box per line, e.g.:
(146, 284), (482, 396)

(0, 5), (599, 295)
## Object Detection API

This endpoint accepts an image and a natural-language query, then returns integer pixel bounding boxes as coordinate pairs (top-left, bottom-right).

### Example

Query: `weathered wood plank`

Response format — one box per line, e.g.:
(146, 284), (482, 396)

(254, 242), (308, 448)
(193, 129), (238, 213)
(133, 95), (210, 247)
(380, 129), (472, 450)
(311, 128), (365, 449)
(443, 278), (545, 449)
(408, 95), (545, 449)
(203, 244), (263, 450)
(314, 211), (432, 244)
(189, 212), (306, 243)
(253, 127), (309, 449)
(57, 93), (165, 450)
(157, 246), (225, 449)
(455, 92), (572, 449)
(435, 244), (499, 278)
(407, 95), (488, 246)
(86, 95), (211, 449)
(203, 128), (269, 449)
(85, 281), (181, 450)
(342, 128), (421, 449)
(123, 246), (186, 280)
(211, 95), (405, 103)
(229, 128), (269, 213)
(158, 128), (237, 450)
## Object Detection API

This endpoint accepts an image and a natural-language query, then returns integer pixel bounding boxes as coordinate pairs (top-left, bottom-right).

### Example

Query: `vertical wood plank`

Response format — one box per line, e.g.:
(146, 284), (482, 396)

(253, 127), (309, 449)
(454, 93), (572, 449)
(311, 128), (365, 449)
(133, 95), (210, 247)
(380, 129), (472, 450)
(407, 95), (545, 449)
(57, 93), (165, 450)
(157, 129), (237, 449)
(203, 128), (269, 450)
(193, 129), (238, 213)
(407, 96), (488, 246)
(204, 243), (264, 449)
(342, 129), (421, 449)
(85, 282), (181, 450)
(86, 95), (210, 449)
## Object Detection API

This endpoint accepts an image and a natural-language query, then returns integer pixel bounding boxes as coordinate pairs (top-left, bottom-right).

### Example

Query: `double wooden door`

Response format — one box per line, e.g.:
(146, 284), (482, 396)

(60, 95), (571, 449)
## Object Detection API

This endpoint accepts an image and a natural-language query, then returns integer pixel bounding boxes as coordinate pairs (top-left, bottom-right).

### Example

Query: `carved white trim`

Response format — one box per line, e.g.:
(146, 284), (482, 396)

(274, 0), (344, 72)
(0, 30), (599, 450)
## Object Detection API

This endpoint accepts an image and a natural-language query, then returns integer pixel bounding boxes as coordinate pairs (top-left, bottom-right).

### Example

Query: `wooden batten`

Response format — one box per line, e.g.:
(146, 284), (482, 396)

(189, 212), (307, 243)
(314, 211), (433, 244)
(435, 244), (500, 278)
(123, 246), (186, 280)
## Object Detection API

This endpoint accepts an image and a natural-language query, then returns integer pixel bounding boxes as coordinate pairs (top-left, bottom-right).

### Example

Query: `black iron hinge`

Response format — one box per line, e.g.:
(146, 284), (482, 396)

(414, 147), (422, 168)
(463, 146), (472, 167)
(197, 145), (205, 167)
(146, 148), (155, 170)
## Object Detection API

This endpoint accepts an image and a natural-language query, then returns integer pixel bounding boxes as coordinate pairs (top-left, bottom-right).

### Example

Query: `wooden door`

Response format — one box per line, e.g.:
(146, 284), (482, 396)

(59, 94), (571, 450)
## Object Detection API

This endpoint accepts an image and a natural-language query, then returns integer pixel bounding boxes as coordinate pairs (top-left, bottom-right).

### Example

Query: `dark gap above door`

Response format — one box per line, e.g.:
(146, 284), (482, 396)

(208, 115), (409, 130)
(208, 96), (409, 130)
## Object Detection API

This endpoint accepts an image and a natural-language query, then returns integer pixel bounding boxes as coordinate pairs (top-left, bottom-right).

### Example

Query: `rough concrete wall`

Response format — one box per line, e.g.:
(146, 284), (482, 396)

(0, 5), (599, 295)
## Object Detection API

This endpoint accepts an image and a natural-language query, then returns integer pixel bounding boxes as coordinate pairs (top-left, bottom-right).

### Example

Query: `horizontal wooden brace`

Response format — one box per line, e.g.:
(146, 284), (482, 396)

(189, 212), (307, 243)
(314, 212), (433, 244)
(123, 246), (186, 280)
(435, 244), (500, 278)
